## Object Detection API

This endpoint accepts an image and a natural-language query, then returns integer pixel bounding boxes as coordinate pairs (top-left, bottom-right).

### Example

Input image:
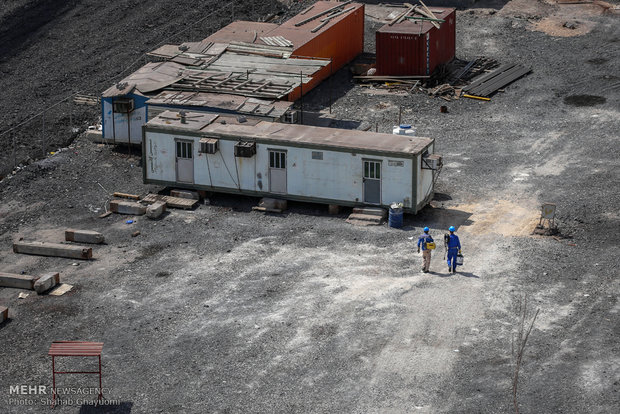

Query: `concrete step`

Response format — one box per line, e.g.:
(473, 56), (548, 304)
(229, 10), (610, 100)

(347, 213), (383, 225)
(352, 207), (387, 218)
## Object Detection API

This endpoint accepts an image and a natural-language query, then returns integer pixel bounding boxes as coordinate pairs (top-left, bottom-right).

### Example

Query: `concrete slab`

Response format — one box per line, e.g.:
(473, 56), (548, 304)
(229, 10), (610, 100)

(346, 213), (384, 226)
(352, 207), (387, 218)
(0, 272), (37, 290)
(109, 200), (147, 215)
(33, 272), (60, 294)
(146, 201), (167, 219)
(65, 229), (105, 244)
(0, 306), (7, 323)
(49, 284), (73, 296)
(171, 189), (200, 200)
(13, 242), (92, 260)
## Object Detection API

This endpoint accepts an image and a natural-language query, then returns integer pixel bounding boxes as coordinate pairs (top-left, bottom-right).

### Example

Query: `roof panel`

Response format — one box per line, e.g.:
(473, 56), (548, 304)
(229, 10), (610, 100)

(202, 21), (280, 44)
(147, 110), (433, 155)
(267, 1), (364, 50)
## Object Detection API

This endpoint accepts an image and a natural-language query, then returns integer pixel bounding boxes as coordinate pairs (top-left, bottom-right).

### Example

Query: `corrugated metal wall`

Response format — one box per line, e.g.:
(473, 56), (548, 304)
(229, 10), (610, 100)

(376, 9), (456, 76)
(285, 5), (365, 101)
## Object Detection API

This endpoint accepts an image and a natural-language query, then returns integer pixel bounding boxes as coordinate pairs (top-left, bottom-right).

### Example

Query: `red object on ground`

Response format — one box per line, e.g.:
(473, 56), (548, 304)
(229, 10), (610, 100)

(376, 8), (456, 76)
(48, 341), (104, 408)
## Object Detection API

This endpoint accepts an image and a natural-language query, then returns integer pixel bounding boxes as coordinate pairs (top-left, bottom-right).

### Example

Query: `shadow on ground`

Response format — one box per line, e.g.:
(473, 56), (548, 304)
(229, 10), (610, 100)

(79, 402), (133, 413)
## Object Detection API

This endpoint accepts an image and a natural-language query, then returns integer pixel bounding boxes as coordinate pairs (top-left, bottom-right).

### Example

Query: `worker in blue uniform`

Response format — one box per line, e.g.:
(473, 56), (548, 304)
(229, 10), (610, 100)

(445, 226), (461, 273)
(417, 227), (434, 273)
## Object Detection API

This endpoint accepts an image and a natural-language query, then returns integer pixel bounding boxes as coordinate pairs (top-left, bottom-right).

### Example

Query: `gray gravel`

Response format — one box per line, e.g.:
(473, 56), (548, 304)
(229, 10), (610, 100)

(1, 2), (619, 414)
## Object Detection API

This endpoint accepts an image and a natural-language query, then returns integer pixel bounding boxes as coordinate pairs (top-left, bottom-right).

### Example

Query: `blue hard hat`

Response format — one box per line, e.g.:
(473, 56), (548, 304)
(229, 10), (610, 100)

(423, 227), (429, 232)
(449, 226), (455, 232)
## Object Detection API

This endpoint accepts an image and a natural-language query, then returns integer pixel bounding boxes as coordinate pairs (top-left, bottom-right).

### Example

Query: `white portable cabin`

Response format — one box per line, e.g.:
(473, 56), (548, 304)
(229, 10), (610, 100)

(142, 111), (441, 213)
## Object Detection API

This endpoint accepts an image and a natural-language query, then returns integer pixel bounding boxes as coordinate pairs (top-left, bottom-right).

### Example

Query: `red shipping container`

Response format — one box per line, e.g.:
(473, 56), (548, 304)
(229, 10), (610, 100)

(376, 8), (456, 76)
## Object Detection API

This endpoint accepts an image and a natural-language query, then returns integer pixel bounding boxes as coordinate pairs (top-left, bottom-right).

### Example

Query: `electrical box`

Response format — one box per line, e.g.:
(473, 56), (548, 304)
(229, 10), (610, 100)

(422, 154), (442, 170)
(113, 98), (134, 113)
(234, 141), (256, 158)
(199, 138), (219, 154)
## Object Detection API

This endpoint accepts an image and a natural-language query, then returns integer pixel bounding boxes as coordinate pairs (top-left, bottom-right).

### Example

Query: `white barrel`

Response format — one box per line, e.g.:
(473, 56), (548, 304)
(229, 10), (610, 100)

(392, 124), (416, 136)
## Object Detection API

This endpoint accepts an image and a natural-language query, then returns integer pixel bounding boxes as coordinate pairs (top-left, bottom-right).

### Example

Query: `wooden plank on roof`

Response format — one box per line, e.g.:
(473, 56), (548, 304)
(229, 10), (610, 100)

(252, 81), (272, 93)
(233, 78), (253, 90)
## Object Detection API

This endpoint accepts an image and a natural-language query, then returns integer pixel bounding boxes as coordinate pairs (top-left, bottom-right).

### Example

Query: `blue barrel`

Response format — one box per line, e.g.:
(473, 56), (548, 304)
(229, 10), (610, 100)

(388, 204), (403, 228)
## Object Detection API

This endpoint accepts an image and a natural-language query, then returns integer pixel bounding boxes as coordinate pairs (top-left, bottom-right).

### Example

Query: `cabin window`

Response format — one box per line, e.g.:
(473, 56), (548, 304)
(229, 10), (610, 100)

(176, 141), (192, 159)
(113, 98), (134, 113)
(364, 160), (380, 179)
(311, 151), (323, 160)
(269, 151), (286, 169)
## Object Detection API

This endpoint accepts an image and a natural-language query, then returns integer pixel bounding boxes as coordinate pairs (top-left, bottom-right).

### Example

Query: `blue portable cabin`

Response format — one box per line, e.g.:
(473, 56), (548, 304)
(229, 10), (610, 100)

(100, 62), (296, 144)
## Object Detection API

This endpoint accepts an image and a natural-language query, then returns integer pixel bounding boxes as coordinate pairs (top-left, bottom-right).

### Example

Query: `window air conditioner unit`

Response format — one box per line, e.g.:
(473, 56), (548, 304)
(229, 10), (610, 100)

(283, 110), (298, 124)
(199, 138), (219, 154)
(422, 154), (443, 170)
(113, 98), (134, 113)
(234, 141), (256, 158)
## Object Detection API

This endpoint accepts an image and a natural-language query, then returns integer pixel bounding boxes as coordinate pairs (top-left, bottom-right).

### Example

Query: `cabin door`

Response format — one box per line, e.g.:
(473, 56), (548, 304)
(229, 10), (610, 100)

(363, 160), (381, 205)
(269, 150), (287, 194)
(175, 140), (194, 183)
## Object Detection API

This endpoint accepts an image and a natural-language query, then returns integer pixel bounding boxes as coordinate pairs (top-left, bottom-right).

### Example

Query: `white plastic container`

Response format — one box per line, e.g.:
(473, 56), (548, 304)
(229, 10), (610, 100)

(392, 124), (416, 136)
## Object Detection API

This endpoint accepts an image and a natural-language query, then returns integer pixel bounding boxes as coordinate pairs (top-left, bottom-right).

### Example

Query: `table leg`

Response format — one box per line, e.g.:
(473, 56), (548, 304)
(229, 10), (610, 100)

(98, 355), (102, 401)
(52, 356), (56, 409)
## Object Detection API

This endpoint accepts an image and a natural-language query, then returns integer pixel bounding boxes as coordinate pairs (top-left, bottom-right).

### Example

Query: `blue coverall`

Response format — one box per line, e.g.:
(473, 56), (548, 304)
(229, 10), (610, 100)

(446, 234), (461, 270)
(417, 233), (433, 250)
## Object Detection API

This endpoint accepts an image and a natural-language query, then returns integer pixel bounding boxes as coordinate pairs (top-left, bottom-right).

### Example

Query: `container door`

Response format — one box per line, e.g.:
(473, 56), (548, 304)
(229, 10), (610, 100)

(176, 140), (194, 183)
(363, 160), (381, 204)
(269, 150), (287, 194)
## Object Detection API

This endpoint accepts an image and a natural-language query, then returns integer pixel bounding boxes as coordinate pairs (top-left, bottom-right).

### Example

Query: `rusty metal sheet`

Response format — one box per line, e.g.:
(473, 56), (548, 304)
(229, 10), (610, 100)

(103, 62), (186, 96)
(267, 1), (364, 50)
(202, 21), (279, 44)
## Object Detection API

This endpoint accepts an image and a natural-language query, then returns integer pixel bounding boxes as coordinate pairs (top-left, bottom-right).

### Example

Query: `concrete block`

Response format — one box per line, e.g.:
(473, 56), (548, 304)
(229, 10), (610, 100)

(13, 242), (92, 260)
(0, 272), (37, 289)
(34, 272), (60, 294)
(260, 198), (287, 211)
(0, 306), (8, 323)
(65, 229), (105, 244)
(109, 200), (146, 215)
(328, 204), (341, 215)
(146, 201), (167, 219)
(171, 189), (200, 200)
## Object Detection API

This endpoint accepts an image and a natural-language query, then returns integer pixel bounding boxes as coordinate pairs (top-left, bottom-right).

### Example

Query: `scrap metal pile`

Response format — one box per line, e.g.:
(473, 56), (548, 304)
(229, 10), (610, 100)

(357, 56), (532, 101)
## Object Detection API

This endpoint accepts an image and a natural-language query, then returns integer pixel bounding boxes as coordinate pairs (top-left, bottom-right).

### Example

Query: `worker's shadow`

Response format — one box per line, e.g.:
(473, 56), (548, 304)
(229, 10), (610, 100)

(430, 271), (479, 279)
(79, 401), (132, 413)
(457, 272), (480, 279)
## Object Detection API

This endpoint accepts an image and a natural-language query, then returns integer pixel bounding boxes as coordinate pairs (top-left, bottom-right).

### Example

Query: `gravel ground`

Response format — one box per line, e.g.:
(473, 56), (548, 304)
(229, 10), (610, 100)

(1, 1), (619, 413)
(0, 0), (313, 177)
